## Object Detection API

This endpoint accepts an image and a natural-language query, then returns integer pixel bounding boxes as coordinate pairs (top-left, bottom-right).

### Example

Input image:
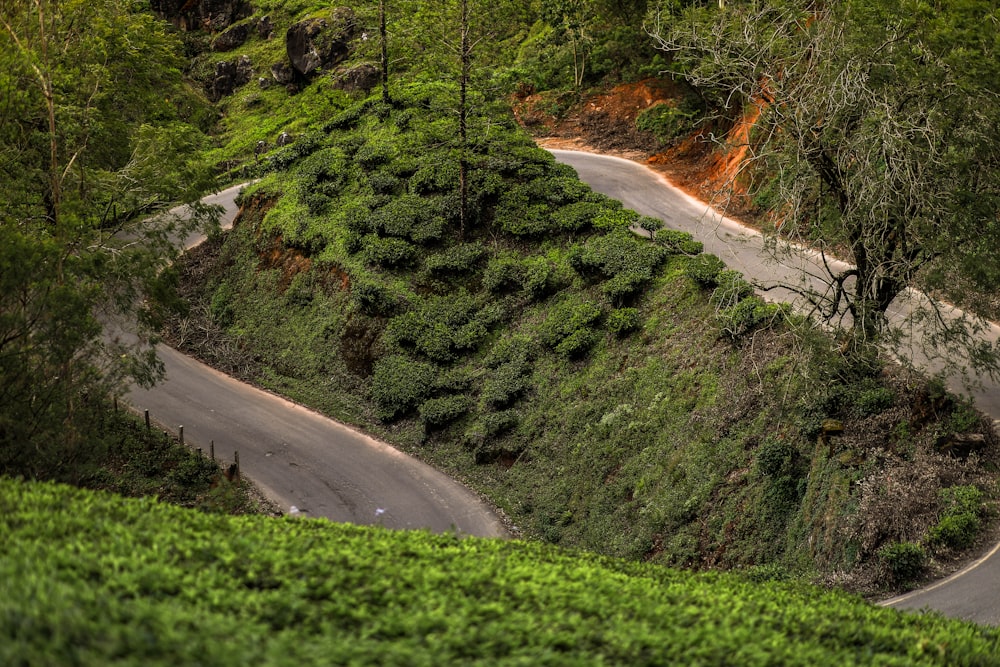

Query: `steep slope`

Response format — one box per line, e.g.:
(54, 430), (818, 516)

(161, 79), (998, 594)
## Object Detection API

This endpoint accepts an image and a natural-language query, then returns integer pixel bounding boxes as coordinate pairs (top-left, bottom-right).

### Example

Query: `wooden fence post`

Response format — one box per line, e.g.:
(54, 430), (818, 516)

(179, 425), (184, 446)
(210, 440), (215, 461)
(234, 450), (240, 480)
(144, 409), (151, 431)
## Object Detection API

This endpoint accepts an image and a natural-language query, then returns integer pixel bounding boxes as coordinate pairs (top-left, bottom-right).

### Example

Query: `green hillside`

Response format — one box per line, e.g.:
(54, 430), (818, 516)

(165, 75), (998, 590)
(3, 477), (999, 666)
(5, 1), (1000, 658)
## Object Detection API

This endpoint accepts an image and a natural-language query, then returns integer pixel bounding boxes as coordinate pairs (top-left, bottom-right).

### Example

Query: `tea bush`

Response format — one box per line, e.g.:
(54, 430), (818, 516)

(370, 354), (437, 420)
(4, 479), (1000, 666)
(877, 541), (926, 584)
(686, 253), (726, 287)
(419, 395), (471, 428)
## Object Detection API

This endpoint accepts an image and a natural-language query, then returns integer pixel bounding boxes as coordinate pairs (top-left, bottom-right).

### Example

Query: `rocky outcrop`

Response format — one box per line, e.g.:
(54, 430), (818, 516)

(211, 22), (251, 51)
(210, 55), (253, 101)
(151, 0), (252, 32)
(331, 63), (380, 93)
(285, 8), (358, 78)
(270, 62), (296, 85)
(258, 15), (274, 39)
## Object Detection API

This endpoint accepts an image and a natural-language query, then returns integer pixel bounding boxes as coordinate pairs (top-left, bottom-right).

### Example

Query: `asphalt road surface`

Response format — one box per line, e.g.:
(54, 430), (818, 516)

(552, 149), (1000, 626)
(125, 183), (507, 538)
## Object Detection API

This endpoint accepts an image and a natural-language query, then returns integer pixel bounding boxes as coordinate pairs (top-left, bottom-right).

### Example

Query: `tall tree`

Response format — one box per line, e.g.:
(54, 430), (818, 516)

(0, 0), (217, 477)
(649, 0), (1000, 371)
(379, 0), (390, 104)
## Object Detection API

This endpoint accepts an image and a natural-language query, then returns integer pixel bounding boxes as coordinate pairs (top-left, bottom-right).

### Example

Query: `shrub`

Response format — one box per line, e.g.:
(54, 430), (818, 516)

(419, 395), (470, 428)
(638, 216), (663, 237)
(370, 194), (437, 240)
(481, 359), (531, 408)
(356, 139), (393, 171)
(483, 255), (523, 294)
(483, 254), (560, 300)
(370, 355), (437, 421)
(539, 299), (603, 352)
(465, 409), (520, 446)
(424, 243), (486, 276)
(606, 308), (641, 336)
(325, 98), (378, 130)
(339, 197), (375, 234)
(685, 253), (726, 287)
(360, 235), (416, 267)
(555, 327), (600, 359)
(756, 437), (795, 478)
(878, 541), (926, 584)
(710, 270), (755, 310)
(593, 208), (639, 231)
(718, 297), (783, 341)
(410, 159), (459, 195)
(656, 229), (703, 255)
(551, 201), (605, 233)
(530, 176), (591, 206)
(521, 256), (562, 300)
(387, 311), (454, 361)
(366, 171), (402, 195)
(850, 381), (896, 418)
(495, 187), (554, 237)
(929, 514), (981, 550)
(928, 485), (985, 550)
(572, 229), (668, 291)
(636, 102), (699, 145)
(601, 272), (647, 305)
(350, 281), (398, 317)
(384, 294), (490, 362)
(485, 334), (535, 369)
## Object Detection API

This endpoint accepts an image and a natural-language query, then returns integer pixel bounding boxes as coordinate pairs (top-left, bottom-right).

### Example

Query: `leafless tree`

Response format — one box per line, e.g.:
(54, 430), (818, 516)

(648, 0), (1000, 375)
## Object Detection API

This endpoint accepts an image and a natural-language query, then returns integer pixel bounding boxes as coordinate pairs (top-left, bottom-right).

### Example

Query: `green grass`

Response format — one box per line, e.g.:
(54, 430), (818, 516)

(3, 477), (1000, 666)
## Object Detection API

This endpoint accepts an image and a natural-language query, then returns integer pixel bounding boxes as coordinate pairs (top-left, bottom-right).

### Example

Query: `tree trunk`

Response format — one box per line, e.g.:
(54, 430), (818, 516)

(458, 0), (470, 240)
(379, 0), (390, 104)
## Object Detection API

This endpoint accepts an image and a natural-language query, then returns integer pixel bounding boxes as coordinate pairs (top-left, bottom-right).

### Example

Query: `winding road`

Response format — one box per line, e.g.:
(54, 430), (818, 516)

(551, 149), (1000, 626)
(127, 151), (1000, 624)
(125, 184), (507, 538)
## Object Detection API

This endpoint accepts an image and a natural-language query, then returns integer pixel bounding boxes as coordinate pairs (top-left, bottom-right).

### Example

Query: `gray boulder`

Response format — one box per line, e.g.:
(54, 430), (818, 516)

(331, 63), (380, 93)
(270, 61), (296, 85)
(285, 8), (358, 77)
(258, 14), (274, 39)
(211, 22), (251, 51)
(210, 55), (253, 101)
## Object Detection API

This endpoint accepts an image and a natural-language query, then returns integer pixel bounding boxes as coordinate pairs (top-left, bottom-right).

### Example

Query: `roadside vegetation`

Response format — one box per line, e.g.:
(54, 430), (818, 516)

(5, 477), (1000, 666)
(5, 0), (1000, 658)
(163, 7), (999, 589)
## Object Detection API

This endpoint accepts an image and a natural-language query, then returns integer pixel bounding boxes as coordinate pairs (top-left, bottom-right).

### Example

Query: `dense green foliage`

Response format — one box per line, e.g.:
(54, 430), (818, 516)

(0, 0), (217, 478)
(167, 67), (996, 587)
(5, 478), (1000, 666)
(6, 6), (1000, 659)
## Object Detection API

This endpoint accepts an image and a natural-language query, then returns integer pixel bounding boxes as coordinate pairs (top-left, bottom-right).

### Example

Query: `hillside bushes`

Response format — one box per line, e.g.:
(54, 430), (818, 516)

(4, 479), (1000, 666)
(169, 81), (996, 590)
